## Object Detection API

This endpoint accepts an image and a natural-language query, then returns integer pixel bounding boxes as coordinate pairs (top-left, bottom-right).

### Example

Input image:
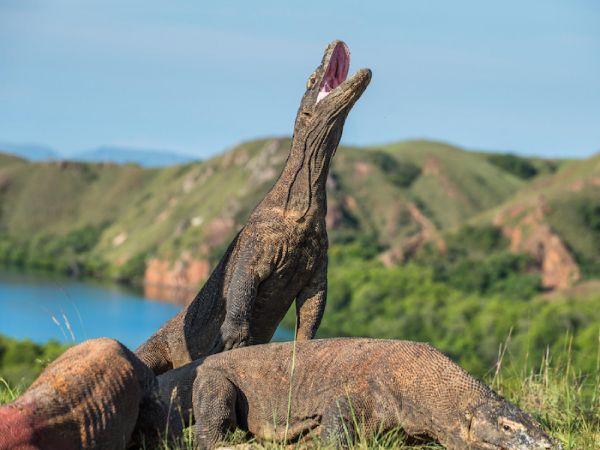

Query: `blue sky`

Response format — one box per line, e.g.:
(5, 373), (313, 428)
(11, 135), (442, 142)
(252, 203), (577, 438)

(1, 0), (599, 158)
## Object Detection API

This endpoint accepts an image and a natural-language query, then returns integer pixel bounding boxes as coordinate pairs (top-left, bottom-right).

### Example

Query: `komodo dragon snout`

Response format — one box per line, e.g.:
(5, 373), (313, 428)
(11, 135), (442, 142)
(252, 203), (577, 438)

(465, 399), (559, 450)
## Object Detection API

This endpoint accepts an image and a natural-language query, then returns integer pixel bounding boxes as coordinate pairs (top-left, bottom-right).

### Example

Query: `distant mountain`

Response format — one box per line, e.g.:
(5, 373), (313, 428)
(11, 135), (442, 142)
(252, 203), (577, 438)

(0, 142), (60, 161)
(71, 146), (198, 167)
(0, 142), (197, 167)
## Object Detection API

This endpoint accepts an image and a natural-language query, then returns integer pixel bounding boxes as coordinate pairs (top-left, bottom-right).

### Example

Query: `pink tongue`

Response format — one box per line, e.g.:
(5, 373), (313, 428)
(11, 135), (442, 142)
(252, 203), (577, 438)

(317, 43), (349, 103)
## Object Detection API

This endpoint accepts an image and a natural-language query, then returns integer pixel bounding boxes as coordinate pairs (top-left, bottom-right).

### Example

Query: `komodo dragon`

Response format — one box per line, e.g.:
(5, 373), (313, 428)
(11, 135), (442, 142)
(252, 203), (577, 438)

(0, 338), (182, 450)
(158, 339), (557, 450)
(136, 40), (371, 374)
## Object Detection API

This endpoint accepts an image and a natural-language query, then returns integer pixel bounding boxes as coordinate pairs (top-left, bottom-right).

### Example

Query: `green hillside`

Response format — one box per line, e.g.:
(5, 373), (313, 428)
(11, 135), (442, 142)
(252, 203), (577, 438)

(328, 140), (527, 248)
(1, 138), (597, 289)
(468, 153), (600, 281)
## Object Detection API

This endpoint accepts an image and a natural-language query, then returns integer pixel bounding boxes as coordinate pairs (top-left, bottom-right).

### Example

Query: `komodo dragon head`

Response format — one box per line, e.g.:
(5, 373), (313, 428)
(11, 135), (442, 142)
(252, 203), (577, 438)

(293, 39), (371, 154)
(278, 39), (370, 217)
(464, 397), (559, 449)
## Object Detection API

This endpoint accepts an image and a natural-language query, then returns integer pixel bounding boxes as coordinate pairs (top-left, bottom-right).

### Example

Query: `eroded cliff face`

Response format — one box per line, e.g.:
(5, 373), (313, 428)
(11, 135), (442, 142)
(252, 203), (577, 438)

(494, 197), (580, 290)
(144, 254), (210, 305)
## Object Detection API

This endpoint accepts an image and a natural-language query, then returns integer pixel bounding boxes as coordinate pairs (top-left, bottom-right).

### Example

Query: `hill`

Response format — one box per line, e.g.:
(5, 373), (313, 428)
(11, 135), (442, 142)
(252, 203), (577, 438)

(1, 137), (597, 301)
(486, 153), (600, 285)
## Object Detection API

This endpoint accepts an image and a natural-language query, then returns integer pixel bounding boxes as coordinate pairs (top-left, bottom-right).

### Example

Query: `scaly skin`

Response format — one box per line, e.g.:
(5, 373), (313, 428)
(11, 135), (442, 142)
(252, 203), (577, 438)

(0, 338), (182, 450)
(160, 339), (557, 450)
(135, 40), (371, 374)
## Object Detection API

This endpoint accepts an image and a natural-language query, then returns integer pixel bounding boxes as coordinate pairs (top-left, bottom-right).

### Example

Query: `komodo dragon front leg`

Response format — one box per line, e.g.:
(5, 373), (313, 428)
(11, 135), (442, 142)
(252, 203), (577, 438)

(210, 244), (274, 352)
(295, 256), (327, 340)
(192, 368), (240, 450)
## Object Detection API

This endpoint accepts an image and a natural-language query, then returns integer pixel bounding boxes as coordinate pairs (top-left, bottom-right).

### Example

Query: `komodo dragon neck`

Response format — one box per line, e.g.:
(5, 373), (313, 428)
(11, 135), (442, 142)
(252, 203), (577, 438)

(259, 41), (371, 220)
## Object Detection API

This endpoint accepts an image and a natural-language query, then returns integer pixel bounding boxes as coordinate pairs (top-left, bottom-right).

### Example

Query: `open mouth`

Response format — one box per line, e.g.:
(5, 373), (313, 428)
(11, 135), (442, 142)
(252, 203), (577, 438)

(316, 41), (350, 103)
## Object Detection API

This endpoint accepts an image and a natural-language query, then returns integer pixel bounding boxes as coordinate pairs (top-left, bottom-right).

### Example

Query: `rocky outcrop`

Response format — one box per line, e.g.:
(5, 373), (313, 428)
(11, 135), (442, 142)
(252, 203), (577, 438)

(144, 254), (210, 305)
(494, 197), (580, 290)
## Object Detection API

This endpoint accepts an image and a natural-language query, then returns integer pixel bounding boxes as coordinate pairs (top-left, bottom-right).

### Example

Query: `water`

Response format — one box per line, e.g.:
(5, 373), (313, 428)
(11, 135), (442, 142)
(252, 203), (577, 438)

(0, 270), (292, 349)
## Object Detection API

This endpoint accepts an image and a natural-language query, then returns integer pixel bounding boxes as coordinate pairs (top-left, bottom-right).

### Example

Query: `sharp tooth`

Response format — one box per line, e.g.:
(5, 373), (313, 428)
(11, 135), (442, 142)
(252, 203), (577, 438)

(316, 91), (328, 103)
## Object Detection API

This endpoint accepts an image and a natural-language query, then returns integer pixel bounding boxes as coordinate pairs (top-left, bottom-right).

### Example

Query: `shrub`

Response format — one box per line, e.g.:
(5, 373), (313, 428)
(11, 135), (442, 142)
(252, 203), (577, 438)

(487, 153), (538, 179)
(369, 151), (421, 188)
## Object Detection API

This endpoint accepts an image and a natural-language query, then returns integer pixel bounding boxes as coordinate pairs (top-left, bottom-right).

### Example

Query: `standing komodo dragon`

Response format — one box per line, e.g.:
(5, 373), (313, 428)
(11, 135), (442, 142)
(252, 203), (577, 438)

(0, 338), (182, 450)
(136, 40), (371, 374)
(159, 339), (557, 450)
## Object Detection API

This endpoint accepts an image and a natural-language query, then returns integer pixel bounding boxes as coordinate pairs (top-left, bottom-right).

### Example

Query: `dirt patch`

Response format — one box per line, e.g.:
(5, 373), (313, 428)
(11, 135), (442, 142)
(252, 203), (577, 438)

(379, 202), (446, 266)
(422, 157), (464, 201)
(352, 161), (372, 178)
(326, 201), (344, 229)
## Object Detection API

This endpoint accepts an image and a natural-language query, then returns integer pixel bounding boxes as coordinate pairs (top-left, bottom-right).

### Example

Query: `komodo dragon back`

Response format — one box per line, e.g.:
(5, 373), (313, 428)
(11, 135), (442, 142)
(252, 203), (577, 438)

(136, 40), (371, 375)
(0, 338), (181, 450)
(169, 339), (558, 449)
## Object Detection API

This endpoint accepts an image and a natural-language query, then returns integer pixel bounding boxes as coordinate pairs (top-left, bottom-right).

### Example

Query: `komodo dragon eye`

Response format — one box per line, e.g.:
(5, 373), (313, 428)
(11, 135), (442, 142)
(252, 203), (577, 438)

(306, 73), (317, 89)
(499, 418), (523, 433)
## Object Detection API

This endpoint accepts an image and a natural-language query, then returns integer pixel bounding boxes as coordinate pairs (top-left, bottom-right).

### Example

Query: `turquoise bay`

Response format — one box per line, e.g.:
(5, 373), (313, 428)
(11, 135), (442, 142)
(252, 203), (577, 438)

(0, 270), (290, 349)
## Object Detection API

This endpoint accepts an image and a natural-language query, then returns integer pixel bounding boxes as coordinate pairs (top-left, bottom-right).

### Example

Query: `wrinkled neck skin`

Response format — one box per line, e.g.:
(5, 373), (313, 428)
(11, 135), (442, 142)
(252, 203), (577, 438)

(258, 40), (370, 222)
(275, 111), (344, 220)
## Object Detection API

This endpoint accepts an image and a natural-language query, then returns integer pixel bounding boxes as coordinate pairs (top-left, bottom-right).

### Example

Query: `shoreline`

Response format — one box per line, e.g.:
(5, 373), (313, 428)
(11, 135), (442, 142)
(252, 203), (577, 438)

(0, 265), (196, 306)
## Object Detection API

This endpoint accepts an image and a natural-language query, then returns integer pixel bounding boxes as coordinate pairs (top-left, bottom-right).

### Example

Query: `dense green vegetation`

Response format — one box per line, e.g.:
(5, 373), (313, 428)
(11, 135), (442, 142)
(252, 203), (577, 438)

(414, 224), (543, 299)
(0, 335), (69, 387)
(0, 224), (109, 277)
(369, 150), (421, 188)
(485, 152), (559, 179)
(486, 153), (540, 179)
(285, 239), (599, 378)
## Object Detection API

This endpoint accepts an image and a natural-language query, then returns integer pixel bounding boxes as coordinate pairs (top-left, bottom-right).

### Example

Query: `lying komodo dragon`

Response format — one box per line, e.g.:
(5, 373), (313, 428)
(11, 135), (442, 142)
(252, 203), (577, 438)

(136, 40), (372, 374)
(158, 339), (557, 450)
(0, 338), (182, 450)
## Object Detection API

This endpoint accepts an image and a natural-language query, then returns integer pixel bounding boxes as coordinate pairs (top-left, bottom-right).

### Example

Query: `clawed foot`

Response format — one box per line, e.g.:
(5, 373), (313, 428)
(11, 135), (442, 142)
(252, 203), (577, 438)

(209, 324), (251, 354)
